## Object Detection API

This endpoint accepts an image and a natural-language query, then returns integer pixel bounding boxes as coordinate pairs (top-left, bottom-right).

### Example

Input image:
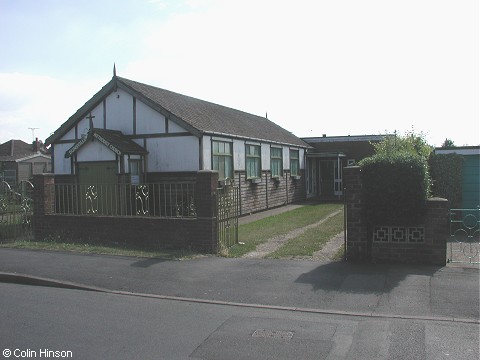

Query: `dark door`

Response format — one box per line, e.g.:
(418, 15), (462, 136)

(320, 161), (334, 198)
(77, 161), (117, 214)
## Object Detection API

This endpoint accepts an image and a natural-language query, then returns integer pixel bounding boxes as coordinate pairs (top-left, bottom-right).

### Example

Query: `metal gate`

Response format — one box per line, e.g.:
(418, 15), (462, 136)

(216, 178), (239, 250)
(447, 208), (479, 265)
(0, 180), (34, 241)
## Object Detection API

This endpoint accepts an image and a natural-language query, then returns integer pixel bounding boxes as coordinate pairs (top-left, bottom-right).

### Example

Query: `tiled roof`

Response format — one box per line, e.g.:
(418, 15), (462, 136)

(0, 140), (49, 162)
(118, 77), (309, 147)
(94, 128), (147, 155)
(46, 76), (309, 148)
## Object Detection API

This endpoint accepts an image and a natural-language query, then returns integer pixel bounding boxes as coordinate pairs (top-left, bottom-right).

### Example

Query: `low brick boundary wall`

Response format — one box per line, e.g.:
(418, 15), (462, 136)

(32, 171), (219, 253)
(344, 166), (448, 265)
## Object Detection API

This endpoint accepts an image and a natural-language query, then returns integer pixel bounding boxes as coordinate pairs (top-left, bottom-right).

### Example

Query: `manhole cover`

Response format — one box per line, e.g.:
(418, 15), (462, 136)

(252, 329), (294, 340)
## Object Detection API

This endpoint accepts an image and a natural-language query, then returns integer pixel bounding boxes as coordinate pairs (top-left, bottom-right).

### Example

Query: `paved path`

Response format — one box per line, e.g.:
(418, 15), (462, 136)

(242, 209), (343, 259)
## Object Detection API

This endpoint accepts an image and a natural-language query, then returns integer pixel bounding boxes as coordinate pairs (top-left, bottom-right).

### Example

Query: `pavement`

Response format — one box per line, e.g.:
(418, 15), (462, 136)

(0, 248), (478, 323)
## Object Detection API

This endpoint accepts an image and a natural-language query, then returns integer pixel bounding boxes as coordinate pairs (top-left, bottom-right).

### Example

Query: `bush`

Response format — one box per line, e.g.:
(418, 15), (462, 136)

(360, 153), (430, 225)
(429, 153), (463, 208)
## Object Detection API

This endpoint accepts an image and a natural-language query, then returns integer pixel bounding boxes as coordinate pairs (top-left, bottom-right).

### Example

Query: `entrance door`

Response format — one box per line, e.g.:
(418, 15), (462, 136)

(77, 161), (117, 215)
(319, 161), (334, 198)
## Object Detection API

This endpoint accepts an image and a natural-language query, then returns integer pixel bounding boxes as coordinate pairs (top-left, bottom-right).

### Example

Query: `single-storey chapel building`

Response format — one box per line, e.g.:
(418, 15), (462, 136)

(45, 72), (310, 216)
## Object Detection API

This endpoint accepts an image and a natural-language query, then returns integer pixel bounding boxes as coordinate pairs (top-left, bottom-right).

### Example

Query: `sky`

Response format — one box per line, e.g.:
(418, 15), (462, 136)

(0, 0), (478, 147)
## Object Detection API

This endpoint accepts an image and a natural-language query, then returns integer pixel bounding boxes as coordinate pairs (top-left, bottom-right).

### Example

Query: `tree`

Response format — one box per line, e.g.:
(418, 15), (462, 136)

(441, 138), (455, 148)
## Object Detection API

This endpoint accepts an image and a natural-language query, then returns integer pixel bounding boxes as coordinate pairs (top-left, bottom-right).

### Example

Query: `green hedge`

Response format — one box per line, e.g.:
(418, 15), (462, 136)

(429, 153), (463, 208)
(360, 153), (430, 225)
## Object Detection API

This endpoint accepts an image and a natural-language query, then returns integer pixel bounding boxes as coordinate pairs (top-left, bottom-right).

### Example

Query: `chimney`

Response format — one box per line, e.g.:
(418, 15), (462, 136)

(33, 137), (39, 152)
(10, 140), (14, 156)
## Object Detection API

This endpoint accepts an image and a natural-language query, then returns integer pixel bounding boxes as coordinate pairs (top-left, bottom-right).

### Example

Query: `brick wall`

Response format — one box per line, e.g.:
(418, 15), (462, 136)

(32, 171), (219, 253)
(344, 166), (448, 265)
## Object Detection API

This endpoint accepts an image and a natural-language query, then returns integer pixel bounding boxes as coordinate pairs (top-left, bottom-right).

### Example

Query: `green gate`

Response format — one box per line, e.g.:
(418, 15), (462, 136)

(217, 178), (239, 251)
(448, 208), (480, 265)
(0, 180), (34, 241)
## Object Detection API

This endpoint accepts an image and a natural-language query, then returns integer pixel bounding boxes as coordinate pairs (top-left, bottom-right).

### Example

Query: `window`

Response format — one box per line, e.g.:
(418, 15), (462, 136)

(271, 147), (283, 178)
(246, 144), (261, 179)
(129, 159), (141, 185)
(290, 149), (299, 176)
(212, 141), (233, 180)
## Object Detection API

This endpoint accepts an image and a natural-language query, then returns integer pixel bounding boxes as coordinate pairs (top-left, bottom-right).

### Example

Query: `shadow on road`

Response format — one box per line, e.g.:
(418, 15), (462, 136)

(130, 257), (170, 268)
(295, 261), (444, 293)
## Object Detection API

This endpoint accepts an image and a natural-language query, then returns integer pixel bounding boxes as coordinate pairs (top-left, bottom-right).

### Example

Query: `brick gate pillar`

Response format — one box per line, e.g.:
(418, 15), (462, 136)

(195, 171), (219, 253)
(32, 174), (55, 216)
(425, 197), (449, 265)
(344, 166), (369, 261)
(32, 174), (55, 241)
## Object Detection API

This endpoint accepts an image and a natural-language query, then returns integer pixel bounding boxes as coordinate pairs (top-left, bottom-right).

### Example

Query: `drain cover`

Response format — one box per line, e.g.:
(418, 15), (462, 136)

(252, 329), (294, 340)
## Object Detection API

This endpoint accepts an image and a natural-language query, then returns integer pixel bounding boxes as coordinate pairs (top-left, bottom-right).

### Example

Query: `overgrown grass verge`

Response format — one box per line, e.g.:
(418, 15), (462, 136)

(0, 239), (197, 259)
(266, 210), (344, 258)
(227, 203), (343, 257)
(332, 243), (345, 261)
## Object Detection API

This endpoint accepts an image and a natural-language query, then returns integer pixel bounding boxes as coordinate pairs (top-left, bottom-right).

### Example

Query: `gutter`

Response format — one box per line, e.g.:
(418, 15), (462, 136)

(204, 131), (312, 149)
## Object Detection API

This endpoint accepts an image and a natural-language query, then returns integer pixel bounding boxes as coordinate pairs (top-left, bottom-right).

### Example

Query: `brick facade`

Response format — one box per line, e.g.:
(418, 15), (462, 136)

(344, 166), (448, 265)
(235, 170), (305, 215)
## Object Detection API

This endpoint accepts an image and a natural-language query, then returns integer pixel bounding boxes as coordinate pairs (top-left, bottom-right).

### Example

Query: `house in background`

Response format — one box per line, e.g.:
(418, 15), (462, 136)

(0, 139), (51, 187)
(45, 72), (310, 215)
(434, 146), (480, 209)
(302, 134), (388, 201)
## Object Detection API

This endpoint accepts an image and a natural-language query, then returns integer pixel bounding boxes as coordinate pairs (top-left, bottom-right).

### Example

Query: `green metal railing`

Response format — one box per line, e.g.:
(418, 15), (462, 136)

(52, 182), (196, 218)
(448, 208), (480, 264)
(217, 178), (239, 249)
(0, 180), (34, 241)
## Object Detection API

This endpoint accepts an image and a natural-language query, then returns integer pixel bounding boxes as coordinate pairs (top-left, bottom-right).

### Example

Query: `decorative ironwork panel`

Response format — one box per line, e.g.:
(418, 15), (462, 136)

(448, 209), (480, 264)
(0, 180), (34, 241)
(135, 185), (149, 215)
(84, 185), (98, 214)
(53, 182), (196, 218)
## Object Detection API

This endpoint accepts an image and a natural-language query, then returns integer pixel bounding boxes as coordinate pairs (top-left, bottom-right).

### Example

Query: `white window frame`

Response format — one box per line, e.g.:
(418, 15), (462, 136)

(246, 144), (261, 179)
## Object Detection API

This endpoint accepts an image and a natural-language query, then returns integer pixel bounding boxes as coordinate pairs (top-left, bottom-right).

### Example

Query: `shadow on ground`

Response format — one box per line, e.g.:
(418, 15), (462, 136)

(130, 257), (171, 268)
(295, 261), (444, 294)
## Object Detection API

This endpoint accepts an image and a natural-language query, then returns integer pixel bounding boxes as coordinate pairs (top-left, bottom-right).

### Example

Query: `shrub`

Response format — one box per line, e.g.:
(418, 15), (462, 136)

(360, 153), (430, 225)
(429, 153), (463, 208)
(373, 130), (433, 161)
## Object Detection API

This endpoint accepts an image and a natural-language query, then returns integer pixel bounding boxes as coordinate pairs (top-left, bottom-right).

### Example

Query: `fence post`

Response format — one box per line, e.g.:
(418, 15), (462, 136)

(195, 171), (219, 252)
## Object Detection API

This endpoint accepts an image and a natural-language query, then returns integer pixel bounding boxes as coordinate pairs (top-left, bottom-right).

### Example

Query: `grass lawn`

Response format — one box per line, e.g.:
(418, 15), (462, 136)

(0, 239), (195, 260)
(227, 203), (344, 257)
